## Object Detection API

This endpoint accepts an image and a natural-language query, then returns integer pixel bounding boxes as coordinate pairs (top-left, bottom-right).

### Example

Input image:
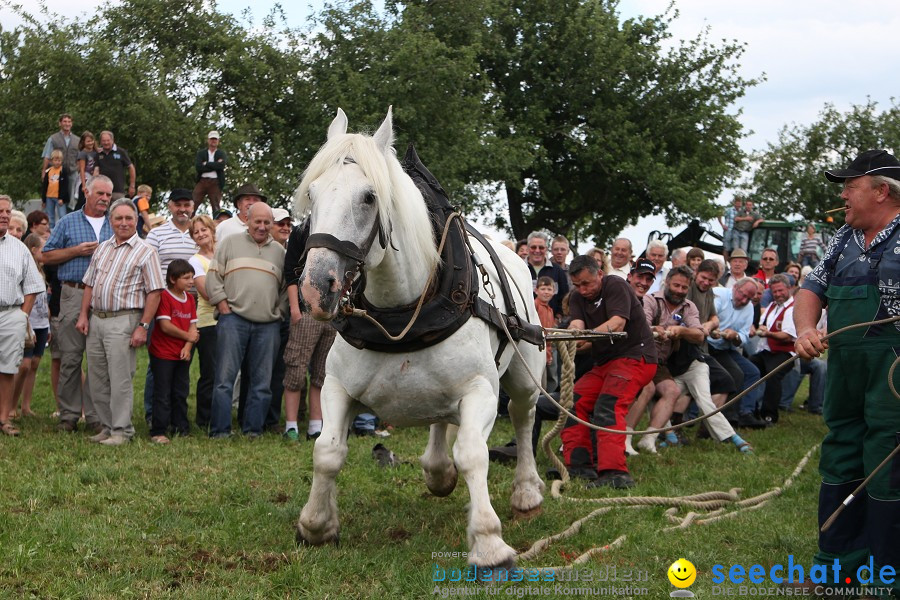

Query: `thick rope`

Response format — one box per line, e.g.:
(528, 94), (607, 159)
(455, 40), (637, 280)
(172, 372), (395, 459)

(506, 314), (900, 437)
(519, 444), (819, 567)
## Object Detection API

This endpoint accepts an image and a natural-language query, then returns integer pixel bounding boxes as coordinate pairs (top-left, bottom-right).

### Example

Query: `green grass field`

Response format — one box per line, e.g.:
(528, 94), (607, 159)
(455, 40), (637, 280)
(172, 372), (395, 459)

(0, 349), (829, 599)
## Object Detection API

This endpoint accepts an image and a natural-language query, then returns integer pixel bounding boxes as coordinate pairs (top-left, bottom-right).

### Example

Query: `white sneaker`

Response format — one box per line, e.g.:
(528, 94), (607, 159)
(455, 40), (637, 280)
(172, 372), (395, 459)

(99, 434), (129, 447)
(637, 434), (658, 454)
(89, 431), (110, 443)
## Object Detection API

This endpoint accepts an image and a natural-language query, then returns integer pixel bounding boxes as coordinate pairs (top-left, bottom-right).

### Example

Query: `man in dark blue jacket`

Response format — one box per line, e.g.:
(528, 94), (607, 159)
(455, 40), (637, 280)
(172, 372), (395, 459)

(193, 130), (227, 213)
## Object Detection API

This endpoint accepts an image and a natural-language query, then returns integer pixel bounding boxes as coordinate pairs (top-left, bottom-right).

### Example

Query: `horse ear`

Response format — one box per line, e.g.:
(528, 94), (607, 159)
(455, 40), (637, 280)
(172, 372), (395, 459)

(373, 106), (394, 154)
(328, 108), (348, 140)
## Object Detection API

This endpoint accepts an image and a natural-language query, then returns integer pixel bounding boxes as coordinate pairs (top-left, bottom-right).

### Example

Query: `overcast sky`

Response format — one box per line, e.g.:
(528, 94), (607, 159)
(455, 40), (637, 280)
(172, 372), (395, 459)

(4, 0), (897, 249)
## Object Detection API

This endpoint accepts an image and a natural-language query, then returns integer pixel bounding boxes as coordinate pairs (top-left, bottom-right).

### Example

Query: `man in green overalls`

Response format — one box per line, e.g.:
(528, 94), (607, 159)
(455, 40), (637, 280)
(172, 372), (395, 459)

(795, 149), (900, 596)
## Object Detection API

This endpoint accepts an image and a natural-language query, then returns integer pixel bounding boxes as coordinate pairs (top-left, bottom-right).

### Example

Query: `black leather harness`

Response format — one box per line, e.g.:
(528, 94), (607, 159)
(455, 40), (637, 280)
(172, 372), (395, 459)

(328, 144), (544, 360)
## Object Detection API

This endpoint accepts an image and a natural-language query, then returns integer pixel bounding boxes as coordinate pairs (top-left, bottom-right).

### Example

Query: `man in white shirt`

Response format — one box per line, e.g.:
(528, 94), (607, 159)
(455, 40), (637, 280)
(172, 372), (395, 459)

(0, 195), (45, 436)
(607, 237), (633, 279)
(749, 273), (795, 424)
(193, 131), (227, 213)
(645, 240), (669, 295)
(779, 303), (827, 414)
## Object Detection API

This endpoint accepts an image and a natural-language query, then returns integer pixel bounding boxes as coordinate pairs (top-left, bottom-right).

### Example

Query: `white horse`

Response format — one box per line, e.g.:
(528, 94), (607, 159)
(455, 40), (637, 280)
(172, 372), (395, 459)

(294, 108), (545, 570)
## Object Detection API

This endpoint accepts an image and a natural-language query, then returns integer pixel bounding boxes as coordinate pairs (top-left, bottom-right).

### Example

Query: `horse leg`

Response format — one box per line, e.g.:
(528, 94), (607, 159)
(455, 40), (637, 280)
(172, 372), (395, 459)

(501, 365), (545, 517)
(421, 423), (458, 497)
(453, 377), (517, 570)
(296, 377), (353, 546)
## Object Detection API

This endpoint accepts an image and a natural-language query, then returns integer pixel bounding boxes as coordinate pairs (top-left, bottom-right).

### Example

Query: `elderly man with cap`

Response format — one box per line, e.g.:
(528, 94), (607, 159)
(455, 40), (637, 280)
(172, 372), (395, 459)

(719, 248), (749, 289)
(792, 149), (900, 596)
(206, 202), (286, 438)
(193, 131), (227, 213)
(216, 183), (265, 241)
(0, 195), (45, 436)
(142, 188), (199, 423)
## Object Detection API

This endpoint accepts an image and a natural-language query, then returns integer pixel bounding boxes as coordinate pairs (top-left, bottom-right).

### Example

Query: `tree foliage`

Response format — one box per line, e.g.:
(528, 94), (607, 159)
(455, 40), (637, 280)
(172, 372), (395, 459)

(321, 0), (759, 244)
(747, 99), (900, 223)
(0, 0), (316, 208)
(0, 0), (756, 239)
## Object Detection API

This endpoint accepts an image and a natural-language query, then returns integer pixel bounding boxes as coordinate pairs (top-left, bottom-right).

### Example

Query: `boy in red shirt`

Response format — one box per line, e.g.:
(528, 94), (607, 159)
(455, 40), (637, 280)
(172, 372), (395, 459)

(149, 259), (199, 443)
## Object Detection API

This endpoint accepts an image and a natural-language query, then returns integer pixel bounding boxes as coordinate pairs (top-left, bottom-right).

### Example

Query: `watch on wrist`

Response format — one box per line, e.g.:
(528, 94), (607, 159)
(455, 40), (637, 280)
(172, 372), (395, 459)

(138, 322), (150, 331)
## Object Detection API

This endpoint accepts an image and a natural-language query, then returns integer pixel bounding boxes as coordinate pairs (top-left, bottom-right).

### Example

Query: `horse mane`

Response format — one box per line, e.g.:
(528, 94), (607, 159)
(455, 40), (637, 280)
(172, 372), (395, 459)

(294, 133), (440, 272)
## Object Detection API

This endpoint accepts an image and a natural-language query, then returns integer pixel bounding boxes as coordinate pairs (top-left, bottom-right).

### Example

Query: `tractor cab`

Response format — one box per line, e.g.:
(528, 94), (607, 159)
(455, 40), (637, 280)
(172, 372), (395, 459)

(645, 219), (835, 273)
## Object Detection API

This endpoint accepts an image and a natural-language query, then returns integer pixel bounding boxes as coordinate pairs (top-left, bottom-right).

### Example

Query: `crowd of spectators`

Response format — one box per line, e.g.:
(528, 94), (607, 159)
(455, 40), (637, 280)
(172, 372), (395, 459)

(493, 226), (825, 489)
(0, 115), (380, 443)
(0, 116), (823, 483)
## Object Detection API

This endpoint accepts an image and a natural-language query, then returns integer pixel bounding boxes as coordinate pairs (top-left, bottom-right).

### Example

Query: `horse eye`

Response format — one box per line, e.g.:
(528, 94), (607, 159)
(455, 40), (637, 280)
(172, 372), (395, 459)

(363, 192), (376, 206)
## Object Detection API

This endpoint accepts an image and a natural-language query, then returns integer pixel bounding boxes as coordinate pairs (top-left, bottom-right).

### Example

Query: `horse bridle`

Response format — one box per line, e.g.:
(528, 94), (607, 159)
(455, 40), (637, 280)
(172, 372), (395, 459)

(302, 212), (391, 307)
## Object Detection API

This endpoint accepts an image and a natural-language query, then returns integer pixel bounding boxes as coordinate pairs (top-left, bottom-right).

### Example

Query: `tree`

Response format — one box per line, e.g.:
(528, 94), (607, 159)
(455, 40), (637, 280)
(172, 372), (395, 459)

(395, 0), (759, 244)
(303, 1), (494, 208)
(747, 99), (900, 223)
(0, 0), (320, 208)
(299, 0), (759, 244)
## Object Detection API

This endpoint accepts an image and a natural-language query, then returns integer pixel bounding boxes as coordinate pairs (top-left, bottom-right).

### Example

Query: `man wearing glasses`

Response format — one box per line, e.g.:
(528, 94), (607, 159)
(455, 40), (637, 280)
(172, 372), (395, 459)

(754, 248), (779, 288)
(525, 231), (568, 317)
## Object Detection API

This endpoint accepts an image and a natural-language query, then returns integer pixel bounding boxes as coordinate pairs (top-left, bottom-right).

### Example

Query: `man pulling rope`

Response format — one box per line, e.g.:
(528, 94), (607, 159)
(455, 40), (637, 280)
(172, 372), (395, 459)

(792, 149), (900, 597)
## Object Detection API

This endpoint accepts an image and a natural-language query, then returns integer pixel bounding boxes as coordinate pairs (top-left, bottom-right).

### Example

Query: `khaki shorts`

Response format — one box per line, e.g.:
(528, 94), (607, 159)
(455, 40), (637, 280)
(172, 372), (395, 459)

(0, 309), (28, 374)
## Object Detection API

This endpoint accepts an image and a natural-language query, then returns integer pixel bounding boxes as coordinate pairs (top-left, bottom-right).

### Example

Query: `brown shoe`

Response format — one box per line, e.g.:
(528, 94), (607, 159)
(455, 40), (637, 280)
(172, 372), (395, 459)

(57, 420), (77, 433)
(87, 422), (104, 434)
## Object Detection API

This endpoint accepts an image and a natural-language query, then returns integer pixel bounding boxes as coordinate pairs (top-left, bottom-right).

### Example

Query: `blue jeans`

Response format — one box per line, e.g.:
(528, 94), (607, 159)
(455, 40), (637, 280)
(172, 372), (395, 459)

(210, 313), (280, 436)
(780, 357), (827, 412)
(46, 197), (66, 228)
(800, 255), (819, 268)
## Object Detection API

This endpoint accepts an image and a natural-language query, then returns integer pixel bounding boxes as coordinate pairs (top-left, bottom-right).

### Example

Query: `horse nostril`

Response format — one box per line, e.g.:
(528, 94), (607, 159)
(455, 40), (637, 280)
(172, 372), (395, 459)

(327, 277), (339, 293)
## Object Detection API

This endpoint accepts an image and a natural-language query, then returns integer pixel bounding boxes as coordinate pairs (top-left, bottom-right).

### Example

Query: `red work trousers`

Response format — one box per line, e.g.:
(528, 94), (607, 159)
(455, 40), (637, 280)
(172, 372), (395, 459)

(560, 357), (657, 473)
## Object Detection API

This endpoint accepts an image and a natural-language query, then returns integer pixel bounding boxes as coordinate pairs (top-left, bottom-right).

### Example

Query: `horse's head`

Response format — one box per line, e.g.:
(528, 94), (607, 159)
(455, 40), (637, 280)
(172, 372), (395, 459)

(294, 108), (398, 320)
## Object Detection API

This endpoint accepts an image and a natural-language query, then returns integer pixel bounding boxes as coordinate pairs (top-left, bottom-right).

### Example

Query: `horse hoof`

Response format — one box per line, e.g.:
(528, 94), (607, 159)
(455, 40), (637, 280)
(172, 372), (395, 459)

(511, 505), (543, 521)
(425, 463), (458, 497)
(295, 525), (340, 547)
(469, 559), (517, 583)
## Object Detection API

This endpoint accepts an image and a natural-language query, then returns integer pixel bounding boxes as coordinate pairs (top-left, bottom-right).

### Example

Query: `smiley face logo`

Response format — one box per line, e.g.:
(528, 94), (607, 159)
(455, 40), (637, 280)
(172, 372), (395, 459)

(667, 558), (696, 588)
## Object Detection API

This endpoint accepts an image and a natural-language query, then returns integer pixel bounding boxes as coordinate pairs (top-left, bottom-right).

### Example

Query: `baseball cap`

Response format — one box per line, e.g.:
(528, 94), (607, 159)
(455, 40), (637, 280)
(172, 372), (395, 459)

(272, 208), (291, 223)
(825, 149), (900, 183)
(208, 130), (220, 139)
(631, 258), (656, 275)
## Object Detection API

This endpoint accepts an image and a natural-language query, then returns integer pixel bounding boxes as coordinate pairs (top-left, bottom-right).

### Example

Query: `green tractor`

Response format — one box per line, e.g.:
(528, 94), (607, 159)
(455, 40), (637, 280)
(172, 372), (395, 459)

(647, 219), (836, 272)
